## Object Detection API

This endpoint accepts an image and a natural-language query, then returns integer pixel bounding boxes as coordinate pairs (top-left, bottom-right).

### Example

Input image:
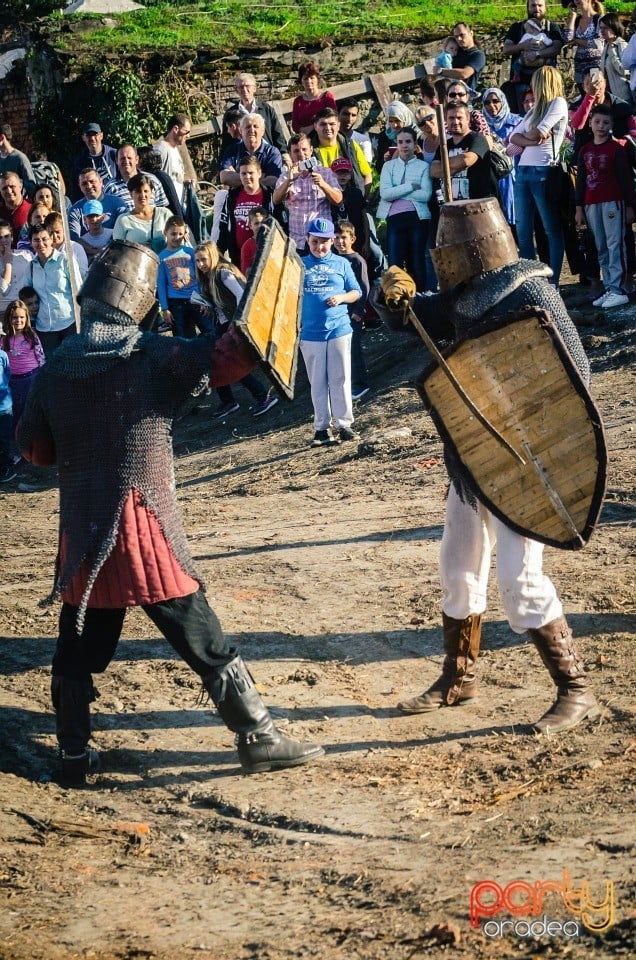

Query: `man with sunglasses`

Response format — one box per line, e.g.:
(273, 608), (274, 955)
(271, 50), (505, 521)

(430, 103), (498, 203)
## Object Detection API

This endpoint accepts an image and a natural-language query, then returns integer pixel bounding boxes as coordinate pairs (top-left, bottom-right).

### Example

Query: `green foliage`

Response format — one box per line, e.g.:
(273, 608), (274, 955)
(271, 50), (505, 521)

(51, 1), (636, 54)
(97, 65), (163, 145)
(95, 63), (215, 141)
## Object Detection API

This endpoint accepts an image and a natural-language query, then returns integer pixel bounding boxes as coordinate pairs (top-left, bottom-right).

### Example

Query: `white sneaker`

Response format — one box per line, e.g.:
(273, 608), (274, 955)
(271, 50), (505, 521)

(592, 289), (610, 307)
(600, 292), (629, 310)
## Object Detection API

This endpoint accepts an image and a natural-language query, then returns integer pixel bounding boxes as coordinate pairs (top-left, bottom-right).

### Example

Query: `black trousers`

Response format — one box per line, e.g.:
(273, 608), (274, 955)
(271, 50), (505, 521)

(52, 589), (232, 682)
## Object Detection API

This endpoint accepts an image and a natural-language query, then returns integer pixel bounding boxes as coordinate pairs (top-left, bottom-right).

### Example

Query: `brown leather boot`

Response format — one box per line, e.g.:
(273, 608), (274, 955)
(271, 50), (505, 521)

(397, 613), (482, 714)
(528, 617), (600, 734)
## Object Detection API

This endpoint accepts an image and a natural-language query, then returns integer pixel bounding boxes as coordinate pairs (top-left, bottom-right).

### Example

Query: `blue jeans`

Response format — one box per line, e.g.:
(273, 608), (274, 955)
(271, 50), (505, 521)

(386, 210), (429, 292)
(514, 165), (564, 286)
(0, 411), (12, 471)
(168, 298), (199, 339)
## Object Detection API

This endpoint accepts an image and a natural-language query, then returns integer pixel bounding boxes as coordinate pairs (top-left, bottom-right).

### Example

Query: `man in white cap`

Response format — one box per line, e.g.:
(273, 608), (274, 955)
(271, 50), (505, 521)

(300, 217), (361, 447)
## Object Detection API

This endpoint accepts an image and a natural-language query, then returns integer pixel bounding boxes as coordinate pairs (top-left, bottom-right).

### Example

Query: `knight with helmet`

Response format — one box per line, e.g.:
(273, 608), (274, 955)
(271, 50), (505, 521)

(392, 198), (602, 734)
(18, 240), (324, 784)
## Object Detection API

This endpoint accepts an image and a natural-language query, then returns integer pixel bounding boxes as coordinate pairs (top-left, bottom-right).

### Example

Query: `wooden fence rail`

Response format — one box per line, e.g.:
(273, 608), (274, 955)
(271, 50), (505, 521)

(188, 58), (436, 145)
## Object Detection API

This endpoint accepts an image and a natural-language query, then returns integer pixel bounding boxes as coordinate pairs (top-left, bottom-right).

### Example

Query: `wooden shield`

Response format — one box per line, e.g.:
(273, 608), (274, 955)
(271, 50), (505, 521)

(234, 219), (304, 399)
(417, 308), (607, 550)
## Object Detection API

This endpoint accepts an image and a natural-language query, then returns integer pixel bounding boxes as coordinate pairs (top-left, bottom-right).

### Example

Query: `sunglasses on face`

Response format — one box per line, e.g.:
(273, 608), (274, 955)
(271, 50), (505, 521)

(418, 115), (436, 125)
(448, 92), (467, 99)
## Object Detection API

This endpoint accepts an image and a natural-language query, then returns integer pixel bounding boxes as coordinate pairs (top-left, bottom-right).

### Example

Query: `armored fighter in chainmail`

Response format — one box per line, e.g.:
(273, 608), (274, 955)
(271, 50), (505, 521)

(18, 240), (323, 784)
(392, 199), (601, 734)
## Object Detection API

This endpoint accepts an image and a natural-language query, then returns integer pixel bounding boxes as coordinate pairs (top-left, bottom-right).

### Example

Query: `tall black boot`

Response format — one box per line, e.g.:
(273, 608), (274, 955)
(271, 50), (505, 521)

(204, 655), (324, 774)
(51, 676), (100, 785)
(528, 617), (600, 733)
(397, 613), (482, 714)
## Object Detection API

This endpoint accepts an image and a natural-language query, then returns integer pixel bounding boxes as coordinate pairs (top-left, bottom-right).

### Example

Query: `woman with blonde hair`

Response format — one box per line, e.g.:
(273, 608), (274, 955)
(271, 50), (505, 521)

(509, 66), (568, 286)
(193, 240), (277, 418)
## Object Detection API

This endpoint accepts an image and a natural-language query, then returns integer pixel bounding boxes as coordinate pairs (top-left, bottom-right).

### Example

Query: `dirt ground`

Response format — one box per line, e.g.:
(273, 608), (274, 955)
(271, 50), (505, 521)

(0, 277), (634, 960)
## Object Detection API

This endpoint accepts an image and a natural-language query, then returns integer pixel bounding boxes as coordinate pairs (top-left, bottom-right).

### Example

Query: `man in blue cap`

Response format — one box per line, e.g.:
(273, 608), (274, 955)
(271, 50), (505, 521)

(71, 122), (118, 200)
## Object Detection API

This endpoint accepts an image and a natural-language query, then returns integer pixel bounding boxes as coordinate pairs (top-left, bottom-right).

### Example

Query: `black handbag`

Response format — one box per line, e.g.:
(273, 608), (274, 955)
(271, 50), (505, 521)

(489, 133), (514, 180)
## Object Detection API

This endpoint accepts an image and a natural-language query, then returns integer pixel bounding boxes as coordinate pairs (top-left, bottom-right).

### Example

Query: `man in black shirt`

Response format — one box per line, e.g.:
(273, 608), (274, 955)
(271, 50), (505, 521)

(502, 0), (563, 111)
(437, 22), (486, 89)
(430, 103), (498, 202)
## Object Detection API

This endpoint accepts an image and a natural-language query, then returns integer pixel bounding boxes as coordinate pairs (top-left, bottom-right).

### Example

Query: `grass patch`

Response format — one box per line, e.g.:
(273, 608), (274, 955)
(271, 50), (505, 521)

(53, 1), (636, 55)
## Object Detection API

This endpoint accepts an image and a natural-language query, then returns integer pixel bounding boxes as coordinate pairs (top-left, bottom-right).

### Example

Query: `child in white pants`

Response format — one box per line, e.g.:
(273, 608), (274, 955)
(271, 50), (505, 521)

(299, 217), (362, 447)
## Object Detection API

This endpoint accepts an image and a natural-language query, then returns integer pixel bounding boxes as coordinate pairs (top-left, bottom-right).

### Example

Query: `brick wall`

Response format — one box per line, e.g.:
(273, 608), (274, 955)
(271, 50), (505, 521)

(0, 59), (37, 156)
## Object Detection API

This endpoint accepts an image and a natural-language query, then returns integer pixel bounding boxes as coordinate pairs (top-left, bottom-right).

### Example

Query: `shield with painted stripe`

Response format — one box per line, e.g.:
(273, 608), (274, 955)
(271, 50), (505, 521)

(234, 219), (304, 399)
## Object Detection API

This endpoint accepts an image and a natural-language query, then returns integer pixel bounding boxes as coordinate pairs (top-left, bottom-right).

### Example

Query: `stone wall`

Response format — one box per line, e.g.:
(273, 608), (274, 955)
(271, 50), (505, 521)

(1, 27), (580, 182)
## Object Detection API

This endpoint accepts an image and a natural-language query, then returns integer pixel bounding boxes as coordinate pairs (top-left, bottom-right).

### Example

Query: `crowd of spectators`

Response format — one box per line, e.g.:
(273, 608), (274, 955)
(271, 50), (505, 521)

(0, 8), (635, 475)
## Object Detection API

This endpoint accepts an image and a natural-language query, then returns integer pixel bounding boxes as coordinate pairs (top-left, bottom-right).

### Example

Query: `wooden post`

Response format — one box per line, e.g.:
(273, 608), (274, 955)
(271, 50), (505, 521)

(435, 103), (452, 204)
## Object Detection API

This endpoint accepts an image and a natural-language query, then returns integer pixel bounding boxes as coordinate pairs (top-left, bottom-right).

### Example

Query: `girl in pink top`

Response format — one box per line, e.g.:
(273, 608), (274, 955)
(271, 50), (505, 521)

(1, 299), (45, 438)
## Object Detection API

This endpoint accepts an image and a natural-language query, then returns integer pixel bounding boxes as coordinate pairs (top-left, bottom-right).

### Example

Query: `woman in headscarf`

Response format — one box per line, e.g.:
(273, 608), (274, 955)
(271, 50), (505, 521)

(376, 101), (418, 172)
(482, 87), (521, 227)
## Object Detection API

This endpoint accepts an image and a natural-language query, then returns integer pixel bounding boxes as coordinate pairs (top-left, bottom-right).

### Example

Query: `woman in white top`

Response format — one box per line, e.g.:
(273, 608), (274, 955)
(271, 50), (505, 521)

(112, 174), (172, 253)
(378, 125), (432, 292)
(509, 66), (568, 286)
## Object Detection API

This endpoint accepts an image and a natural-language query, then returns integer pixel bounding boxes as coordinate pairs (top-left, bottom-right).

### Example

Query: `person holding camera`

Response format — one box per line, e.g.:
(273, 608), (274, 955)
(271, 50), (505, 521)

(569, 65), (636, 159)
(563, 0), (605, 89)
(273, 133), (342, 251)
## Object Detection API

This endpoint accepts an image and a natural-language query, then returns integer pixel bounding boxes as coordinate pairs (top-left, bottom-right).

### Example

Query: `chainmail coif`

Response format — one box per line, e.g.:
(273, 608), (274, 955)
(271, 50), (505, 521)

(19, 298), (214, 629)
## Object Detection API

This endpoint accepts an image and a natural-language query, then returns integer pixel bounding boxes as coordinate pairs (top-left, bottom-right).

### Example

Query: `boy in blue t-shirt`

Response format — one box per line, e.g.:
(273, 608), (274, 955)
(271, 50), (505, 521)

(300, 217), (362, 447)
(157, 216), (199, 338)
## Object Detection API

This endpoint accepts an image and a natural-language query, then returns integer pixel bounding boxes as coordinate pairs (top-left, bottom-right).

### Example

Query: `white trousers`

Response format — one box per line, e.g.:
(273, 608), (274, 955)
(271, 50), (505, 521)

(440, 485), (563, 633)
(300, 335), (353, 430)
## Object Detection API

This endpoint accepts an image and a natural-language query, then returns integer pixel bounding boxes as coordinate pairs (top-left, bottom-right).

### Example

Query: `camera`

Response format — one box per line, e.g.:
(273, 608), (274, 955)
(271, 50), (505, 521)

(299, 157), (319, 172)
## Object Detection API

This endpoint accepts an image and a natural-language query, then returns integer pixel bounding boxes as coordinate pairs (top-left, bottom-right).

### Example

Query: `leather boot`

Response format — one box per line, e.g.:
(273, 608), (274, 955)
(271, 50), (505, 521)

(528, 617), (600, 733)
(51, 676), (100, 785)
(397, 613), (482, 714)
(204, 654), (325, 774)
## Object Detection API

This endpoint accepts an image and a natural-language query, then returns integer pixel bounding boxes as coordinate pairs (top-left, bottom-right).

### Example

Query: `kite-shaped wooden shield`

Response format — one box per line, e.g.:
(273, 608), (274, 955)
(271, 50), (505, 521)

(234, 219), (304, 399)
(416, 308), (607, 550)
